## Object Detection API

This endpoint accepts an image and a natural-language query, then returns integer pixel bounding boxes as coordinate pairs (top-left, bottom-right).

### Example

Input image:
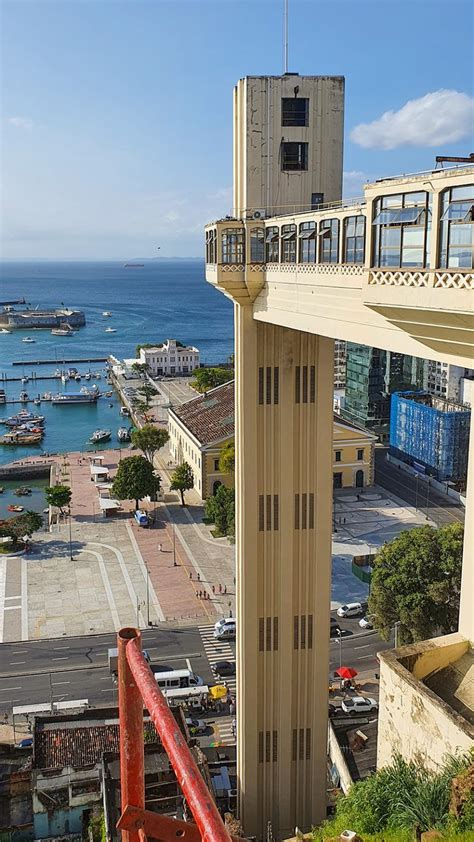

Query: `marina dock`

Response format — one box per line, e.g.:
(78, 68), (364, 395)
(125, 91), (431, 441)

(12, 356), (108, 366)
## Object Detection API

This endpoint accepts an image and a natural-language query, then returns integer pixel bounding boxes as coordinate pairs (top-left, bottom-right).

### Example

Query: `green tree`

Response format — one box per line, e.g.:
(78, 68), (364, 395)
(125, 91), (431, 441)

(111, 455), (161, 509)
(45, 485), (72, 515)
(1, 511), (44, 540)
(191, 368), (233, 393)
(131, 362), (150, 378)
(137, 384), (156, 407)
(219, 440), (235, 474)
(368, 523), (463, 645)
(204, 485), (235, 537)
(131, 424), (169, 464)
(135, 343), (155, 356)
(170, 461), (194, 506)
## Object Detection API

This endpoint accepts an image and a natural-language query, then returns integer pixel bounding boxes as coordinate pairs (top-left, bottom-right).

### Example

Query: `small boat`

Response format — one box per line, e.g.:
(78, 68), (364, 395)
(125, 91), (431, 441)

(120, 406), (131, 416)
(61, 372), (70, 383)
(51, 323), (75, 336)
(117, 426), (131, 442)
(0, 487), (4, 493)
(124, 263), (144, 268)
(8, 504), (24, 512)
(105, 327), (116, 333)
(67, 367), (78, 376)
(22, 337), (35, 343)
(102, 311), (112, 317)
(90, 429), (111, 443)
(15, 487), (32, 496)
(34, 398), (41, 405)
(94, 372), (102, 379)
(85, 373), (91, 380)
(21, 376), (29, 384)
(0, 328), (12, 334)
(19, 391), (29, 402)
(104, 390), (113, 397)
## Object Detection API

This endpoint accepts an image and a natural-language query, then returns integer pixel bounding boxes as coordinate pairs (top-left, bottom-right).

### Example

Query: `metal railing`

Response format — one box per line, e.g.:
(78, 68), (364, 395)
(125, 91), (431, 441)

(116, 627), (234, 842)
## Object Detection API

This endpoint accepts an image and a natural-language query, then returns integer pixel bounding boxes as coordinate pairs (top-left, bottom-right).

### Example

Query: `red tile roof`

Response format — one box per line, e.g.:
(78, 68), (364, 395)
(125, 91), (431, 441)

(34, 721), (160, 769)
(171, 380), (235, 446)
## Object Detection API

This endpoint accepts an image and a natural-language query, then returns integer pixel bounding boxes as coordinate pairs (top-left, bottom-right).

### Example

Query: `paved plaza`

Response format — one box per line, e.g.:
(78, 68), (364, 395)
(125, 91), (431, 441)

(0, 448), (435, 641)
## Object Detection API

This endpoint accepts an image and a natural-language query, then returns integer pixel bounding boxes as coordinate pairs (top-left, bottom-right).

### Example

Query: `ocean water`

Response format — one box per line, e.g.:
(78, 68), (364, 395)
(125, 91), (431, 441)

(0, 260), (234, 465)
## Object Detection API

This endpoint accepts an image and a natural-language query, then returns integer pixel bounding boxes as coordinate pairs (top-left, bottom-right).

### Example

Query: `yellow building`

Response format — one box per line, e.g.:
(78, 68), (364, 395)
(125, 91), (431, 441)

(332, 416), (376, 489)
(168, 381), (234, 499)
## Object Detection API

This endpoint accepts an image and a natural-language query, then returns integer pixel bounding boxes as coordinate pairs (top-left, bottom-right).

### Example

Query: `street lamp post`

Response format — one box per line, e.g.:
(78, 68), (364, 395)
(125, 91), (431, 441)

(146, 567), (150, 626)
(336, 629), (343, 688)
(394, 621), (401, 648)
(68, 506), (74, 561)
(414, 473), (419, 512)
(425, 480), (430, 520)
(173, 521), (177, 566)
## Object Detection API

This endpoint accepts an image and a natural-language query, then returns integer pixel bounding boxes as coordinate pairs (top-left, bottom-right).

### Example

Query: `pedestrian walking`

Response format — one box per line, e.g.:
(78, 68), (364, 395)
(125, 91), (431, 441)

(197, 573), (201, 582)
(199, 590), (202, 598)
(189, 571), (193, 579)
(212, 585), (215, 594)
(219, 583), (222, 593)
(224, 584), (227, 594)
(158, 543), (162, 552)
(229, 701), (236, 716)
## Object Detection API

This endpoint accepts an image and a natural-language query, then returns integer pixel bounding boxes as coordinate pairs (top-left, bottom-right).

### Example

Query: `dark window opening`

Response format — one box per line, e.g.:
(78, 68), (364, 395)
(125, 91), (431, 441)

(335, 450), (342, 462)
(333, 472), (343, 489)
(273, 367), (279, 405)
(312, 192), (324, 209)
(357, 448), (364, 460)
(258, 367), (264, 405)
(282, 97), (309, 127)
(281, 141), (308, 171)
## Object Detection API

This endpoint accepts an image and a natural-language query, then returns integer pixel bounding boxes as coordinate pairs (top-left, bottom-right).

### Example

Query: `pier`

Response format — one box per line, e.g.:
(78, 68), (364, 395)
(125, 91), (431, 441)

(12, 356), (108, 366)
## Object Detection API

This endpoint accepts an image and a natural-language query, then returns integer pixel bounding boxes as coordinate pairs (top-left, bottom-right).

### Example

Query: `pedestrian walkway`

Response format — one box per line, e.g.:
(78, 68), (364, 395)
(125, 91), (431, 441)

(212, 714), (236, 746)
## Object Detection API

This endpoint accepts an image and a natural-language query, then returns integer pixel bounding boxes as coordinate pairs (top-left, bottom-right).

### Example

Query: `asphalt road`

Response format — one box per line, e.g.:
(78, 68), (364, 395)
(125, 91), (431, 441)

(0, 618), (387, 714)
(374, 449), (464, 528)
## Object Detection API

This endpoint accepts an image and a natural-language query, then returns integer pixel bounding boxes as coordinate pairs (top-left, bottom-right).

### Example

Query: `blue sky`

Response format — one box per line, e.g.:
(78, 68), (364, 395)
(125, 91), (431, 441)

(2, 0), (473, 259)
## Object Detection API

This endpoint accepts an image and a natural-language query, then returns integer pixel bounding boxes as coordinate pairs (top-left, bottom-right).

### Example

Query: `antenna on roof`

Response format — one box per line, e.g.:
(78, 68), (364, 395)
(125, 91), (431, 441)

(283, 0), (289, 74)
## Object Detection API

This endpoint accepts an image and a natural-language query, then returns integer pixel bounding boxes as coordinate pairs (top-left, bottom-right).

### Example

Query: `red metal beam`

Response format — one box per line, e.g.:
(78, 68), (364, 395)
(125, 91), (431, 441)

(122, 628), (233, 842)
(118, 628), (146, 842)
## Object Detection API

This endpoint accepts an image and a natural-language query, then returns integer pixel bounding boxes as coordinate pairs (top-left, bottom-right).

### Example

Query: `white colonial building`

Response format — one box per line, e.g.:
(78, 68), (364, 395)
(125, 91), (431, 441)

(139, 339), (200, 376)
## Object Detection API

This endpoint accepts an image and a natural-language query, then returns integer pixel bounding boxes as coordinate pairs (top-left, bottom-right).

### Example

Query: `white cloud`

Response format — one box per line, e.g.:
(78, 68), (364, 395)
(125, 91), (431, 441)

(350, 90), (474, 150)
(343, 170), (370, 198)
(8, 116), (34, 130)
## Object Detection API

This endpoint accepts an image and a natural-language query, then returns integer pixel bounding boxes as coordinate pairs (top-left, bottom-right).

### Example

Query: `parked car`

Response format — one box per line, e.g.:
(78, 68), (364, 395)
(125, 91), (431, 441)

(185, 717), (207, 735)
(337, 602), (365, 618)
(359, 616), (374, 629)
(328, 704), (343, 718)
(341, 696), (378, 714)
(212, 660), (236, 678)
(134, 509), (149, 528)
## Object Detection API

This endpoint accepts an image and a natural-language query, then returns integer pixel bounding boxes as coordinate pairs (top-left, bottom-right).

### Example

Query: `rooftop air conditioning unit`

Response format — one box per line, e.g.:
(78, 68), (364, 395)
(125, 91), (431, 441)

(247, 208), (266, 220)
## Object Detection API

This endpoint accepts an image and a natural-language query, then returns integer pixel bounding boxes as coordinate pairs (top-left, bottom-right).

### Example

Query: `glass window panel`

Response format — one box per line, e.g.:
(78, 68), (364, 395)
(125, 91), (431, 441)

(345, 219), (356, 236)
(373, 209), (399, 225)
(382, 194), (403, 208)
(403, 192), (427, 206)
(356, 217), (365, 235)
(266, 228), (279, 242)
(380, 250), (401, 266)
(451, 185), (474, 200)
(401, 247), (424, 267)
(403, 226), (425, 246)
(449, 224), (474, 246)
(394, 207), (424, 223)
(381, 227), (401, 247)
(448, 248), (473, 268)
(442, 202), (473, 221)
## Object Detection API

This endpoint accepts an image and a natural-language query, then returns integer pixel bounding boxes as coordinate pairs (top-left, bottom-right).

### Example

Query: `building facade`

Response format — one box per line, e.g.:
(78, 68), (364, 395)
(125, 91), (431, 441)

(205, 73), (473, 839)
(333, 417), (376, 489)
(168, 381), (235, 499)
(334, 339), (346, 388)
(139, 339), (200, 376)
(233, 74), (344, 219)
(343, 345), (421, 440)
(390, 391), (471, 485)
(423, 359), (474, 402)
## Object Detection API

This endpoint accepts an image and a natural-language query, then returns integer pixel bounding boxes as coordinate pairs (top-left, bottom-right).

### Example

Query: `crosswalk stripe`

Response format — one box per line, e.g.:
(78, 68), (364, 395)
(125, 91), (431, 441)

(198, 625), (237, 701)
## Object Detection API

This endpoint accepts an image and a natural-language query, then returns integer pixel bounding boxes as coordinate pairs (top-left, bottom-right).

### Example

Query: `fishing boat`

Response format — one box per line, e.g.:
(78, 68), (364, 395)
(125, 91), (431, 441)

(120, 406), (131, 416)
(1, 432), (43, 446)
(102, 311), (112, 317)
(117, 427), (131, 442)
(8, 504), (24, 512)
(90, 429), (111, 443)
(15, 487), (32, 496)
(0, 328), (11, 334)
(22, 337), (35, 343)
(105, 327), (116, 333)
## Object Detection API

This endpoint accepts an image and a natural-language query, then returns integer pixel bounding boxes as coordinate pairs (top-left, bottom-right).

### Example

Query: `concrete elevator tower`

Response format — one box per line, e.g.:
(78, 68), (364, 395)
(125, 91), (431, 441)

(231, 74), (345, 839)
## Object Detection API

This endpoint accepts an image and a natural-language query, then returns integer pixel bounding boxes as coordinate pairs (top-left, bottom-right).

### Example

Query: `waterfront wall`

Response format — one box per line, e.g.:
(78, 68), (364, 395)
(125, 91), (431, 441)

(0, 463), (52, 480)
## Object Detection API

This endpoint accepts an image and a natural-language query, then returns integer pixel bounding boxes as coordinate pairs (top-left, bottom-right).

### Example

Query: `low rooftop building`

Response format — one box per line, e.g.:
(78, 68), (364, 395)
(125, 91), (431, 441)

(139, 339), (200, 377)
(377, 633), (474, 773)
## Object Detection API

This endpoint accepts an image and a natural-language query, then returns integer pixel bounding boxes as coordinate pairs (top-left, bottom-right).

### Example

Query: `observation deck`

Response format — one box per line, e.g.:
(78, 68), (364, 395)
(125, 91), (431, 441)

(205, 166), (473, 367)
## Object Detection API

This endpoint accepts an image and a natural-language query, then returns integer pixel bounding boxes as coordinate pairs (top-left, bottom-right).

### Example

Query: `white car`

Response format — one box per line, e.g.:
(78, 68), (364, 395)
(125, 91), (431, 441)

(359, 616), (374, 629)
(185, 717), (207, 735)
(341, 696), (378, 714)
(214, 617), (236, 639)
(337, 602), (365, 618)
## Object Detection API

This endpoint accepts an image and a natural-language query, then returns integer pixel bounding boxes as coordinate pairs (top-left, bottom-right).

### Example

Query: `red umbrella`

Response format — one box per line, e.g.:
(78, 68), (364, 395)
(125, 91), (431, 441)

(335, 666), (358, 680)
